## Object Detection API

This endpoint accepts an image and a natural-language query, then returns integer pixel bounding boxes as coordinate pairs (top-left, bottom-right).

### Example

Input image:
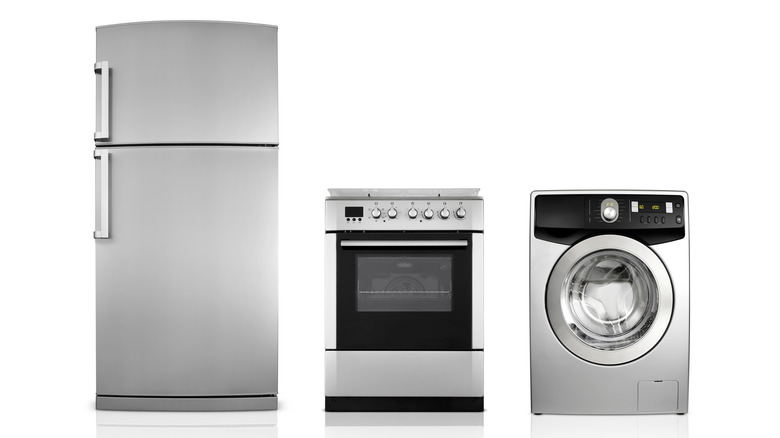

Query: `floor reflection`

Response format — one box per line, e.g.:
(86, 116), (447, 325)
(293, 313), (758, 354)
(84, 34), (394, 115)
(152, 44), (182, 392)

(97, 410), (277, 438)
(325, 412), (484, 438)
(531, 414), (688, 438)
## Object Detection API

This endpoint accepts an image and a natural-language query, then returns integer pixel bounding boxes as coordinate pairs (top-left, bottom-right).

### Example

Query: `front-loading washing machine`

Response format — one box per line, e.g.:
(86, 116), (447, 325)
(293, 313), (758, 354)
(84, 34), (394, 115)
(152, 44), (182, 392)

(530, 191), (689, 414)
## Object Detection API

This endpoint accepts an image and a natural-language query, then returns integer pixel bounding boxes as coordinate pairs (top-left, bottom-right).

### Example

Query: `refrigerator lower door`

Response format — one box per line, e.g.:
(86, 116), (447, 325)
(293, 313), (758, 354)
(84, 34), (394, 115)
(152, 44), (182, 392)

(96, 146), (278, 411)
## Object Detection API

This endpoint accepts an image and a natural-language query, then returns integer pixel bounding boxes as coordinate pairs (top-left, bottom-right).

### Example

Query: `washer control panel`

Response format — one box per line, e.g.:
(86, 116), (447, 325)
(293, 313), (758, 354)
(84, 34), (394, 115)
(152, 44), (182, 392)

(534, 192), (687, 245)
(326, 198), (484, 231)
(587, 195), (685, 228)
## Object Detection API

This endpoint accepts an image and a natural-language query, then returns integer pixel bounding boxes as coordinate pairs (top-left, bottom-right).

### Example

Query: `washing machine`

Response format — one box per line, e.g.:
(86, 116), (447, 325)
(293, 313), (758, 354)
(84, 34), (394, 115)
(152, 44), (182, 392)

(530, 191), (689, 415)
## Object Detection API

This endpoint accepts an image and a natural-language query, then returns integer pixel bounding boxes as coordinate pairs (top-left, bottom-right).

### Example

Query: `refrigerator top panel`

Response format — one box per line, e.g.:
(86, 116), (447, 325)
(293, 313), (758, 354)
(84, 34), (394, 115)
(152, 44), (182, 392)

(97, 20), (278, 30)
(95, 21), (278, 146)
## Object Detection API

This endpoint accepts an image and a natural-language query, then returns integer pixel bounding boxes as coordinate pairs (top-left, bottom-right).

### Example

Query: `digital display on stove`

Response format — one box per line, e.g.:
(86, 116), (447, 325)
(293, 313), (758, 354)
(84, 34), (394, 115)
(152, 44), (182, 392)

(638, 202), (663, 213)
(345, 206), (364, 218)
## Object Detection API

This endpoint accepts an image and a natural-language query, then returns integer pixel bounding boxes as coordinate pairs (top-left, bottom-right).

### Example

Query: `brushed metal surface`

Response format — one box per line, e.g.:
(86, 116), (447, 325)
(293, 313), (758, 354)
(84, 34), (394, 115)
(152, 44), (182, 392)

(96, 396), (278, 412)
(328, 188), (480, 198)
(325, 351), (484, 397)
(96, 146), (278, 398)
(530, 190), (689, 414)
(96, 21), (278, 145)
(325, 199), (483, 231)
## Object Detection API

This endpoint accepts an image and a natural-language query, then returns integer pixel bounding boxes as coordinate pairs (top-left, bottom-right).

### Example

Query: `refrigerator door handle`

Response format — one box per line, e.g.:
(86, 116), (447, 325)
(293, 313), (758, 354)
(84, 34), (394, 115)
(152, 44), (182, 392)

(94, 61), (110, 141)
(94, 150), (109, 239)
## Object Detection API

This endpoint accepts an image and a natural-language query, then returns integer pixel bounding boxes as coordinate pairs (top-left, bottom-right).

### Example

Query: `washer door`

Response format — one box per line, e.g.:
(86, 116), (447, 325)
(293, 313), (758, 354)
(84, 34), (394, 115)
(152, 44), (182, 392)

(546, 235), (673, 365)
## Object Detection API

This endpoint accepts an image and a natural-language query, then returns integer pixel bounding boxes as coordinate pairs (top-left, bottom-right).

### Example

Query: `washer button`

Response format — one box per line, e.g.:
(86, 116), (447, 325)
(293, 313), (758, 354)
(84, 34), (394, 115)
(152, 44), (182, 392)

(661, 216), (666, 224)
(640, 216), (645, 224)
(676, 215), (682, 224)
(654, 216), (659, 224)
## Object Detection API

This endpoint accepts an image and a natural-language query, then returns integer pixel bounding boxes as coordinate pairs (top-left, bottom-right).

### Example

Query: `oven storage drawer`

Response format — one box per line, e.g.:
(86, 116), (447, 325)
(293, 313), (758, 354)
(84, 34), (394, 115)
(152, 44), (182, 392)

(325, 351), (484, 396)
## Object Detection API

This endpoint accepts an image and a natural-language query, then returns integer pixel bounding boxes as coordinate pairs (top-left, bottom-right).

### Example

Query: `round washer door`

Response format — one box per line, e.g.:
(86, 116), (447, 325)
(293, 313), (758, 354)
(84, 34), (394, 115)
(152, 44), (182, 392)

(546, 234), (673, 365)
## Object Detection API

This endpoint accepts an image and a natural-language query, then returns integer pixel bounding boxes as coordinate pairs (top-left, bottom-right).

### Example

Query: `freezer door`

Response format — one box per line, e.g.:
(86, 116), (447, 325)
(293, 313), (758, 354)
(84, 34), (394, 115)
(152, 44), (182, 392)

(95, 21), (278, 145)
(96, 146), (278, 397)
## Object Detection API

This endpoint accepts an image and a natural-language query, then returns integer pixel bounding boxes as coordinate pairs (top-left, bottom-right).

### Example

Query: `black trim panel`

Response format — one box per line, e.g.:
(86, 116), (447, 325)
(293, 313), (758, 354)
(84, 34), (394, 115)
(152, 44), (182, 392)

(325, 396), (484, 412)
(535, 194), (685, 245)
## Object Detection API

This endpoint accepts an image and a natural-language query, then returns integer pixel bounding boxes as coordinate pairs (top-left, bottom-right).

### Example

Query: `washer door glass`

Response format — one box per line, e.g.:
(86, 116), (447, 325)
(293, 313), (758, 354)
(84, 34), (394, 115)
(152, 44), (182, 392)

(564, 250), (658, 350)
(546, 235), (674, 365)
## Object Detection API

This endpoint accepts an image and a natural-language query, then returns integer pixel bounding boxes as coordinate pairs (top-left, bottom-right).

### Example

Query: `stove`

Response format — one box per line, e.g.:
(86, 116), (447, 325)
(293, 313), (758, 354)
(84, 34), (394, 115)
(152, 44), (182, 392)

(324, 189), (484, 412)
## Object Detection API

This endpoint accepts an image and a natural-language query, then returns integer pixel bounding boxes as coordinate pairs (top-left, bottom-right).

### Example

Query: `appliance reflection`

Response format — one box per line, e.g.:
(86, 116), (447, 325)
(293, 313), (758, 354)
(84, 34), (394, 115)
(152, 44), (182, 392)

(96, 410), (278, 438)
(530, 414), (688, 438)
(325, 412), (484, 438)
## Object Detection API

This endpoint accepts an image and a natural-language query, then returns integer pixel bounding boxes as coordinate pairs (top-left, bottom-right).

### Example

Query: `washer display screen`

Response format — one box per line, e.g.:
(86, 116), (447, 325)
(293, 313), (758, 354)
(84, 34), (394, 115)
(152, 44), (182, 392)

(637, 203), (663, 213)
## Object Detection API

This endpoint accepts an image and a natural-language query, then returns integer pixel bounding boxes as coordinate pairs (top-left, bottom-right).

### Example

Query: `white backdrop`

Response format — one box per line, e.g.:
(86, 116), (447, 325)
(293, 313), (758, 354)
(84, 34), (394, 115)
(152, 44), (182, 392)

(1, 1), (778, 437)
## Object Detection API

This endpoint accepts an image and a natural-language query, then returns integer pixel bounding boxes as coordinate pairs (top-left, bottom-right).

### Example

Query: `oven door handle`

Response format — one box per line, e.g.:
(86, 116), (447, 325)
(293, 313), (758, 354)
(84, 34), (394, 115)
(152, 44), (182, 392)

(340, 240), (468, 247)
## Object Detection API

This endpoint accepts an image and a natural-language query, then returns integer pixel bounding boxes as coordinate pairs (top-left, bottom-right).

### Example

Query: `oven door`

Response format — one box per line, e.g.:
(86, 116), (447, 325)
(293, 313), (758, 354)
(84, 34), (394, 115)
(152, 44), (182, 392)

(332, 233), (474, 351)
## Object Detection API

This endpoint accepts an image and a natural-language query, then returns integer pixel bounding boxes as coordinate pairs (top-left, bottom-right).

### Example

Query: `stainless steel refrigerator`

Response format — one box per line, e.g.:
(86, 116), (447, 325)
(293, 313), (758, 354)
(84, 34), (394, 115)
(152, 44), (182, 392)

(94, 21), (278, 411)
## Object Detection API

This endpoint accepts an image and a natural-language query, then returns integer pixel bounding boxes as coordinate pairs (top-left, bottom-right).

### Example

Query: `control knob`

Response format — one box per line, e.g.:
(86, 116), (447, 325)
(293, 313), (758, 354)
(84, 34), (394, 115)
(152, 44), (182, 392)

(600, 198), (619, 223)
(455, 207), (467, 219)
(603, 206), (617, 221)
(387, 208), (398, 219)
(408, 208), (418, 219)
(371, 208), (382, 219)
(439, 208), (450, 219)
(423, 208), (435, 220)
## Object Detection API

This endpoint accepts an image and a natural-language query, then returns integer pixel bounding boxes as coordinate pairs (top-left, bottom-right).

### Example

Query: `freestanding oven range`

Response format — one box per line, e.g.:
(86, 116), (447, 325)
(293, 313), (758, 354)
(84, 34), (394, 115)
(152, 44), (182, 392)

(325, 189), (484, 412)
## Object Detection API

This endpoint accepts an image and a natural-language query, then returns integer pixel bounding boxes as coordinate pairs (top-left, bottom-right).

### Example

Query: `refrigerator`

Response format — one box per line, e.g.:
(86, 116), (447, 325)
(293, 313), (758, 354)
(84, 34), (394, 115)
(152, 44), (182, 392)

(94, 21), (278, 411)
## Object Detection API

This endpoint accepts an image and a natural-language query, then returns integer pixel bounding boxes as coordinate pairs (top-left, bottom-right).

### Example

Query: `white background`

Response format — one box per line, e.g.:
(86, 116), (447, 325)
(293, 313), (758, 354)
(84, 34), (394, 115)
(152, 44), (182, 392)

(1, 1), (778, 437)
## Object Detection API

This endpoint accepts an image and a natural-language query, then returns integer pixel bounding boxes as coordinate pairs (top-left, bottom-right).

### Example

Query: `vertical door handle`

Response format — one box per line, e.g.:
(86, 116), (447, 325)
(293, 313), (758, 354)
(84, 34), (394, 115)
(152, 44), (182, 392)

(94, 150), (109, 239)
(94, 61), (110, 141)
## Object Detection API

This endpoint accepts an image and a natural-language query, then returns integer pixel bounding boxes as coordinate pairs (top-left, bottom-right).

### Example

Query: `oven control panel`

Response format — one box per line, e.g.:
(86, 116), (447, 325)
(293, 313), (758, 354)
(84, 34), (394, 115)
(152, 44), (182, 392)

(326, 199), (484, 231)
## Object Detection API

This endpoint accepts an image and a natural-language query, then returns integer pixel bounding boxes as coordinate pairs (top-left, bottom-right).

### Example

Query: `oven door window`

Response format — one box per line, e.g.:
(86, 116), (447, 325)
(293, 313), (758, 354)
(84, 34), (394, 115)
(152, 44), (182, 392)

(336, 233), (473, 351)
(357, 255), (453, 312)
